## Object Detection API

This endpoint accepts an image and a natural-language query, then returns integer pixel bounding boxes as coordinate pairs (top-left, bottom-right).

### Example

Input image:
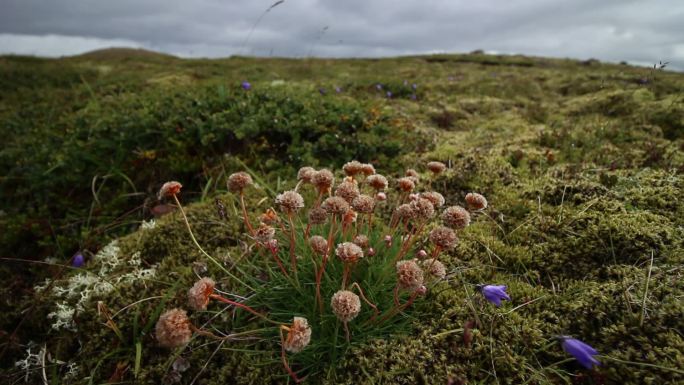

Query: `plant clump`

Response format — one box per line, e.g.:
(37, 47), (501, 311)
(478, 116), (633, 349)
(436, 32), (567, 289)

(149, 161), (484, 382)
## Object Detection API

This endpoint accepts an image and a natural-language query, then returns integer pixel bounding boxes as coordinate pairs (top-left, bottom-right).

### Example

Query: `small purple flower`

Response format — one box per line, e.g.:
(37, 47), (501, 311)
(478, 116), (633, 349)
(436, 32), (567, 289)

(376, 83), (383, 91)
(241, 81), (251, 90)
(477, 284), (510, 307)
(318, 88), (326, 95)
(560, 336), (601, 369)
(410, 93), (417, 101)
(411, 83), (417, 90)
(335, 86), (342, 93)
(72, 252), (85, 267)
(386, 91), (392, 98)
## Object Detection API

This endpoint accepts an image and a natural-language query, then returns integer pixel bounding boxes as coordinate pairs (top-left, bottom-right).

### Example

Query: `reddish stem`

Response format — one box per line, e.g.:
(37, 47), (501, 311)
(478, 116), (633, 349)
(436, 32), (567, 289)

(316, 216), (336, 313)
(240, 192), (254, 235)
(268, 245), (289, 277)
(287, 213), (297, 274)
(280, 327), (304, 383)
(210, 294), (276, 324)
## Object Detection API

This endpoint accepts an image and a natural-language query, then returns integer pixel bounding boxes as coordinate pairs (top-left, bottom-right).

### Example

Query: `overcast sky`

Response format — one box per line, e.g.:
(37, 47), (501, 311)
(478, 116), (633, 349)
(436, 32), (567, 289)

(1, 0), (682, 70)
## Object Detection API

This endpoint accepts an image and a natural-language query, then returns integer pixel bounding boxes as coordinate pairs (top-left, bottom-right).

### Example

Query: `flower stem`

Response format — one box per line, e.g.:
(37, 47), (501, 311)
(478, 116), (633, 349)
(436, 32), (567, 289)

(279, 327), (305, 383)
(240, 192), (255, 235)
(316, 216), (336, 313)
(172, 194), (253, 291)
(210, 294), (279, 325)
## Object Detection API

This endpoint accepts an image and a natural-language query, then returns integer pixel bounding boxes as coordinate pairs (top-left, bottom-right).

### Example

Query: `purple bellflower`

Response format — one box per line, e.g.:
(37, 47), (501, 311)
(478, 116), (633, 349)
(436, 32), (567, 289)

(560, 336), (601, 369)
(335, 86), (342, 93)
(376, 83), (383, 91)
(386, 91), (392, 98)
(72, 252), (85, 267)
(241, 81), (251, 90)
(477, 284), (510, 307)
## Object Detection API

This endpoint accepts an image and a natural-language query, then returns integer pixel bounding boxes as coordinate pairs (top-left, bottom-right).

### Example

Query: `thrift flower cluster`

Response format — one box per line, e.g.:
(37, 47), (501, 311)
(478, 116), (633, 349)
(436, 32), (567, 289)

(153, 160), (601, 382)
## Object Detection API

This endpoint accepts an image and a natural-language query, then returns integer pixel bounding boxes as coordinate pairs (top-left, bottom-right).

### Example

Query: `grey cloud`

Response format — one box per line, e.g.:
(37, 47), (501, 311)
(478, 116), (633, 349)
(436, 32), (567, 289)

(0, 0), (681, 70)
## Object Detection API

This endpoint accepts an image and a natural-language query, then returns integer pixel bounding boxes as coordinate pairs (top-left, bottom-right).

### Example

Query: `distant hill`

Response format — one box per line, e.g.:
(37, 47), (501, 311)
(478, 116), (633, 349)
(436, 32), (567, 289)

(69, 47), (178, 61)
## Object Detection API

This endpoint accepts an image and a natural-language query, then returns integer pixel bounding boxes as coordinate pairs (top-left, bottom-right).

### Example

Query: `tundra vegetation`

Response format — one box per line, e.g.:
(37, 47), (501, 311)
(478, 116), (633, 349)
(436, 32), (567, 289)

(1, 50), (683, 384)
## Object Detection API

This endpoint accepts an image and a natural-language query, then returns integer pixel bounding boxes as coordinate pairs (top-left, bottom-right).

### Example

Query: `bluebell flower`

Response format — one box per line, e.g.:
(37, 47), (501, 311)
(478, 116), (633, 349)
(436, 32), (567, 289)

(560, 336), (601, 369)
(386, 91), (392, 98)
(72, 252), (85, 267)
(477, 284), (510, 307)
(241, 81), (251, 90)
(335, 86), (342, 93)
(411, 83), (417, 90)
(376, 83), (383, 91)
(410, 94), (417, 100)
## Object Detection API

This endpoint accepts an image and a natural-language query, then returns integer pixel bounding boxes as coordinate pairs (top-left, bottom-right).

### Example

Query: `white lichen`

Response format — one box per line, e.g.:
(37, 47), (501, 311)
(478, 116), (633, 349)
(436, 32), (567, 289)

(140, 219), (157, 230)
(40, 240), (157, 331)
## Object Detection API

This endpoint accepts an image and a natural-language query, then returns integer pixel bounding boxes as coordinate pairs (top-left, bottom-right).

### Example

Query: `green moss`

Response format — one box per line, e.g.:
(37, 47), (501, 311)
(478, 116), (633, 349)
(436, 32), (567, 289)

(4, 53), (684, 384)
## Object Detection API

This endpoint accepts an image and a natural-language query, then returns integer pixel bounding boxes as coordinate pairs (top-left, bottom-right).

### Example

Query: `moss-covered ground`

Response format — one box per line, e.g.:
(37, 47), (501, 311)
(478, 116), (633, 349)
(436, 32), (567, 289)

(1, 50), (683, 384)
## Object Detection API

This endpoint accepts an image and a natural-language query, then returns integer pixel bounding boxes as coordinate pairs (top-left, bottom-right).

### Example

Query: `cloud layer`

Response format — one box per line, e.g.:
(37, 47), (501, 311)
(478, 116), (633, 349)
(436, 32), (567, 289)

(1, 0), (682, 69)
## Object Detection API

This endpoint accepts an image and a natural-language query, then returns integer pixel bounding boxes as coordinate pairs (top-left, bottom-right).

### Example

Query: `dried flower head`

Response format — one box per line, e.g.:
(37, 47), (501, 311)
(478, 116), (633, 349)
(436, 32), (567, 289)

(421, 259), (446, 280)
(405, 168), (419, 181)
(416, 249), (428, 259)
(427, 161), (447, 174)
(335, 242), (364, 263)
(465, 192), (488, 211)
(376, 192), (387, 201)
(312, 169), (334, 192)
(395, 203), (415, 221)
(335, 180), (360, 203)
(343, 209), (357, 225)
(254, 224), (276, 243)
(360, 163), (376, 176)
(396, 260), (425, 291)
(397, 177), (416, 192)
(188, 278), (215, 311)
(331, 290), (362, 322)
(421, 191), (445, 208)
(227, 172), (253, 193)
(266, 239), (278, 251)
(352, 194), (375, 213)
(366, 174), (388, 190)
(276, 190), (305, 214)
(155, 308), (192, 348)
(429, 226), (458, 249)
(352, 234), (369, 249)
(442, 206), (471, 229)
(409, 198), (435, 221)
(297, 167), (316, 183)
(343, 160), (364, 176)
(309, 235), (328, 255)
(260, 208), (278, 225)
(308, 207), (328, 225)
(322, 196), (350, 216)
(283, 317), (312, 353)
(158, 181), (182, 199)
